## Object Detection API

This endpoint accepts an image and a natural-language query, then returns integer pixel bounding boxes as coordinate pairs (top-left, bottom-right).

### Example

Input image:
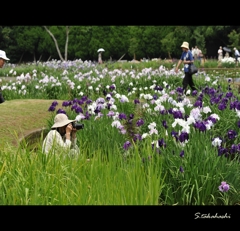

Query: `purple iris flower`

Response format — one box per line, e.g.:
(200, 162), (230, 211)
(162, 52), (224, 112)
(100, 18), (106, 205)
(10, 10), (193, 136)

(119, 113), (127, 120)
(107, 111), (115, 117)
(56, 109), (66, 114)
(162, 120), (168, 129)
(123, 141), (131, 150)
(218, 181), (230, 192)
(218, 147), (228, 156)
(226, 92), (233, 98)
(227, 130), (237, 140)
(154, 86), (163, 91)
(176, 87), (184, 94)
(230, 144), (239, 154)
(168, 108), (173, 114)
(96, 97), (105, 104)
(158, 138), (166, 148)
(51, 101), (58, 106)
(73, 98), (78, 104)
(180, 150), (184, 157)
(71, 104), (77, 110)
(207, 116), (217, 124)
(48, 105), (55, 112)
(133, 134), (142, 142)
(62, 101), (71, 107)
(136, 118), (144, 127)
(78, 99), (84, 105)
(107, 103), (112, 110)
(153, 94), (158, 100)
(208, 88), (216, 96)
(194, 100), (203, 108)
(102, 89), (107, 96)
(179, 132), (189, 143)
(194, 121), (207, 132)
(129, 114), (134, 120)
(85, 111), (91, 120)
(172, 110), (183, 119)
(160, 110), (168, 115)
(109, 84), (116, 91)
(86, 99), (92, 105)
(171, 131), (179, 141)
(134, 99), (140, 104)
(192, 90), (198, 96)
(75, 106), (83, 114)
(180, 166), (184, 173)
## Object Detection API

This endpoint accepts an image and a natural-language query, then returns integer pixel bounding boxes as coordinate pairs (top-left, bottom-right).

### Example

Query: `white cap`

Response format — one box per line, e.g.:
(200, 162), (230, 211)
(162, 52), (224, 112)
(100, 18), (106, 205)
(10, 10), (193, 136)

(0, 50), (9, 60)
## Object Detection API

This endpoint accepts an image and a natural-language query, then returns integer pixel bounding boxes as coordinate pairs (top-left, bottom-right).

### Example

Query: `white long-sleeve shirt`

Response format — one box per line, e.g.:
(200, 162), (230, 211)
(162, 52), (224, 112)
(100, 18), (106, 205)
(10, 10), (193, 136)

(42, 130), (79, 155)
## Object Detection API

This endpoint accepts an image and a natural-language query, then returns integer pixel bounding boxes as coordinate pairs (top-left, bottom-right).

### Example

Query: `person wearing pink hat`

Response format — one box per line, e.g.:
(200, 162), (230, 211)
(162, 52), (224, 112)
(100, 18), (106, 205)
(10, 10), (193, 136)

(0, 50), (10, 103)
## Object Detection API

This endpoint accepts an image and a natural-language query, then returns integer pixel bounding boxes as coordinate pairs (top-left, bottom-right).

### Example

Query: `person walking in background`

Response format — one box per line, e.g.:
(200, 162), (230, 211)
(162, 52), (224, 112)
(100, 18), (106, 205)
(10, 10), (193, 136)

(175, 41), (197, 95)
(218, 46), (223, 62)
(224, 51), (229, 58)
(98, 52), (103, 64)
(194, 46), (199, 60)
(198, 48), (203, 63)
(0, 50), (10, 104)
(234, 47), (240, 66)
(191, 47), (195, 60)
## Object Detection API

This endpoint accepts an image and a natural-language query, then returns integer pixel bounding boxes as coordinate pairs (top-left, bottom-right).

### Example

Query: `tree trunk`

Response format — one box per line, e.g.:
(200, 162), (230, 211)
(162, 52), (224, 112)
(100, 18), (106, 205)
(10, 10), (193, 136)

(33, 52), (36, 62)
(38, 54), (42, 62)
(168, 51), (172, 59)
(65, 26), (69, 61)
(47, 56), (51, 61)
(43, 26), (64, 61)
(18, 52), (24, 64)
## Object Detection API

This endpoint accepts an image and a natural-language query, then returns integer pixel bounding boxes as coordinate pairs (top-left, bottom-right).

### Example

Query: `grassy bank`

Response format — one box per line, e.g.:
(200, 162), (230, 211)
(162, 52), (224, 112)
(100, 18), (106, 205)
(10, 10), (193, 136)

(0, 99), (63, 148)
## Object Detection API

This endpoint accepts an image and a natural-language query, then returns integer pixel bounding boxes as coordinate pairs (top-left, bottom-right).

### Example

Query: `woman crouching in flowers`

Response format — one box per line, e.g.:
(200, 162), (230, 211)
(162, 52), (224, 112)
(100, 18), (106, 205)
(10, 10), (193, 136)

(42, 113), (80, 158)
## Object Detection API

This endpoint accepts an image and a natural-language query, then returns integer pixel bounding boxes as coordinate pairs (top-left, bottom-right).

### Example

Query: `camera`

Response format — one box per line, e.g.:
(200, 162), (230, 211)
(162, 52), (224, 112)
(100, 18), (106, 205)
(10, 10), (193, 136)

(71, 122), (84, 130)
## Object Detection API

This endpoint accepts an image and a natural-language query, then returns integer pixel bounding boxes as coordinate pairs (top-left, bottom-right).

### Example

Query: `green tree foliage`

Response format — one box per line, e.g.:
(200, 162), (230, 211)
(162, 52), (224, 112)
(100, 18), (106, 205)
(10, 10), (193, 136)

(161, 32), (177, 59)
(228, 30), (240, 49)
(0, 26), (238, 63)
(14, 26), (46, 62)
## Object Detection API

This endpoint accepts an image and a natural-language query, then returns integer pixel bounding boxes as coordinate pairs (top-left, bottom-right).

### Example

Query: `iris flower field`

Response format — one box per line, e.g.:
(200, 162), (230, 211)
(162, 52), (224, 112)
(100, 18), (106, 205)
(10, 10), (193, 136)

(0, 59), (239, 205)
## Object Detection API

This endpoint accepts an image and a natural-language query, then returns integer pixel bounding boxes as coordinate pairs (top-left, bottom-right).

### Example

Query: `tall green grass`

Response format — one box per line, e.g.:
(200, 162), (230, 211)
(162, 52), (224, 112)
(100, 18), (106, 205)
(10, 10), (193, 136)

(0, 141), (164, 205)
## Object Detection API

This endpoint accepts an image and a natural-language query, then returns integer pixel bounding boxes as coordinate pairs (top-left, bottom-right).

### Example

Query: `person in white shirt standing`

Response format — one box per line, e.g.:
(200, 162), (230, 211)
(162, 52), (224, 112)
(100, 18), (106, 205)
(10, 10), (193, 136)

(234, 47), (240, 66)
(218, 46), (223, 62)
(42, 113), (80, 157)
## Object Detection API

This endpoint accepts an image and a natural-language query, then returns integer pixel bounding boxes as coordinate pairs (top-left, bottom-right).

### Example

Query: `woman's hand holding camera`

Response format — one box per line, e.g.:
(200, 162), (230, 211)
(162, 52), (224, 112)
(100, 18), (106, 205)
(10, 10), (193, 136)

(66, 123), (77, 140)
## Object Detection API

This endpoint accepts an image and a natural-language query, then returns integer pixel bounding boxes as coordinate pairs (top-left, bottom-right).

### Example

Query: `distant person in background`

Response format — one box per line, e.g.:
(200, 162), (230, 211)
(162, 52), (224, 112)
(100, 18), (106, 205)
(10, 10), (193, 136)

(0, 50), (10, 104)
(194, 46), (199, 60)
(234, 47), (240, 66)
(98, 52), (102, 64)
(191, 47), (195, 60)
(198, 48), (203, 63)
(218, 46), (223, 62)
(224, 51), (229, 58)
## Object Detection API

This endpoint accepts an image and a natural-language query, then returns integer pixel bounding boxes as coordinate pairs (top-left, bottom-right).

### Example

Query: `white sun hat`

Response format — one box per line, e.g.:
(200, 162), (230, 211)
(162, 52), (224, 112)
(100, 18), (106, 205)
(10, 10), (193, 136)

(0, 50), (10, 60)
(51, 113), (76, 128)
(181, 41), (189, 50)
